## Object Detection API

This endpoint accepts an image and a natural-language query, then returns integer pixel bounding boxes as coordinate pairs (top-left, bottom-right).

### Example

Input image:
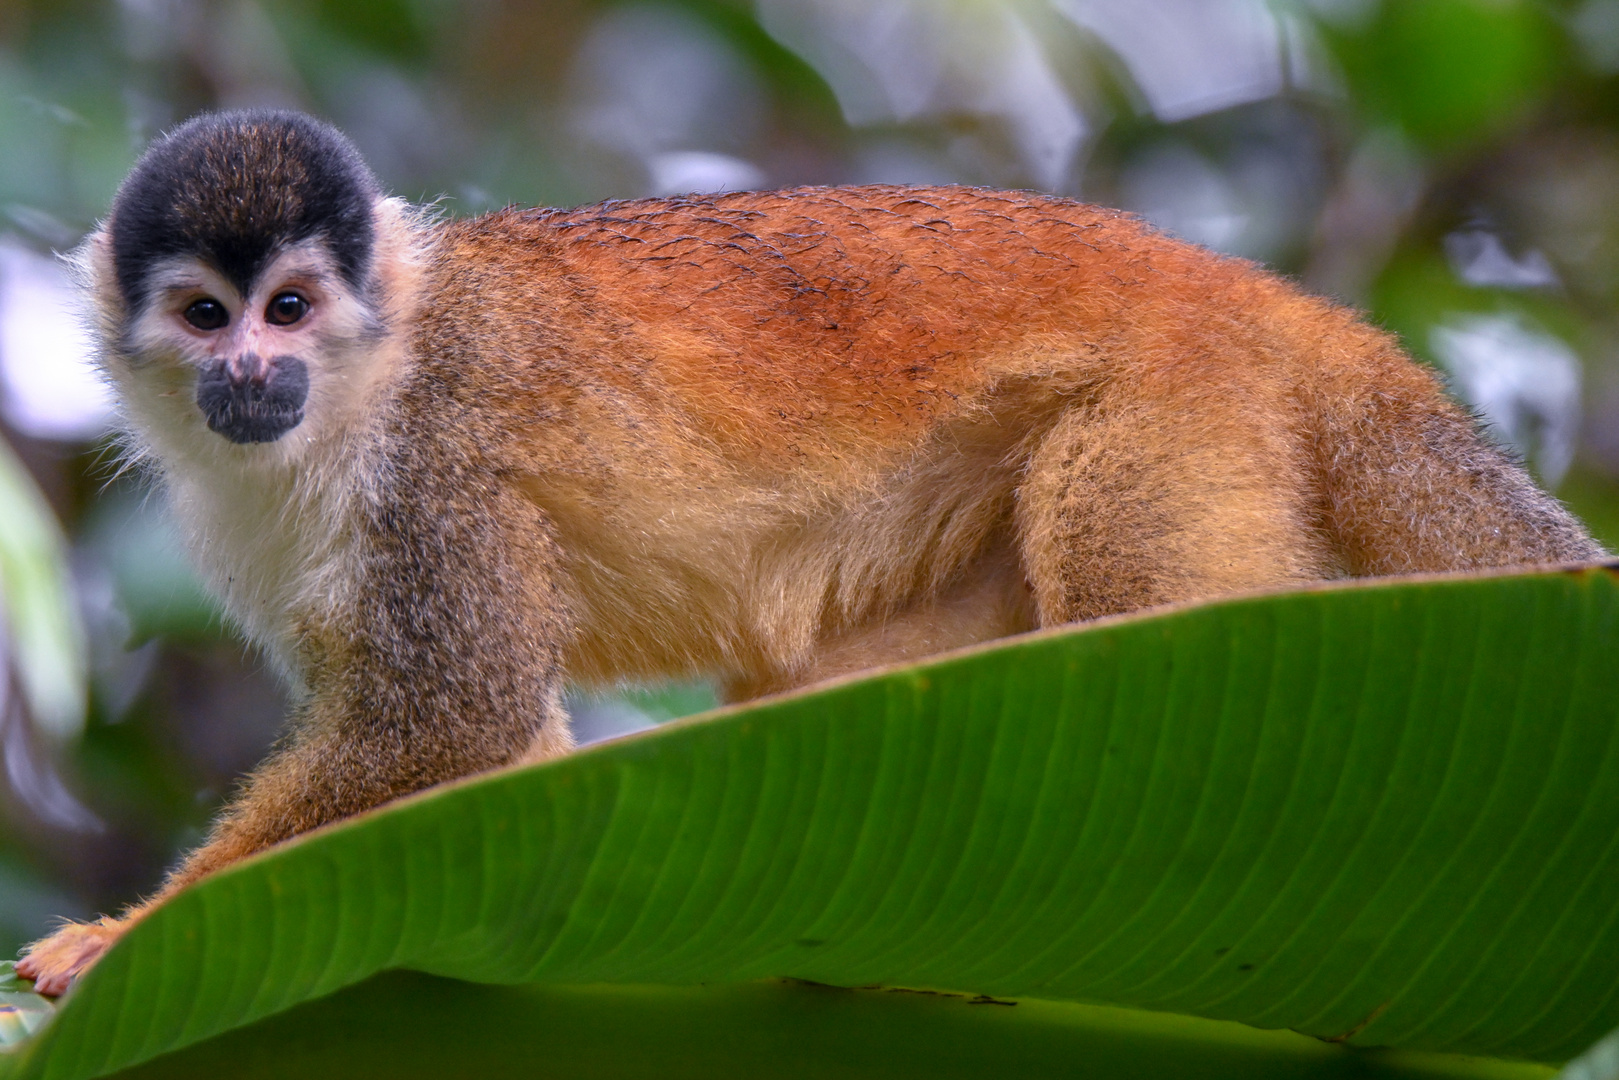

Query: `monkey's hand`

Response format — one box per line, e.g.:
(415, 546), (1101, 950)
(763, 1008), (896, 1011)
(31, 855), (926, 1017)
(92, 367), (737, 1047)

(16, 917), (128, 997)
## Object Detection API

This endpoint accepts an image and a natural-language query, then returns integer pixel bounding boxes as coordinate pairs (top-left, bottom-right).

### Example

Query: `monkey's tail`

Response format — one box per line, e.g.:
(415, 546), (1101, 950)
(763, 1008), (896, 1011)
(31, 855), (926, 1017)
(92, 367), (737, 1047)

(1310, 325), (1608, 576)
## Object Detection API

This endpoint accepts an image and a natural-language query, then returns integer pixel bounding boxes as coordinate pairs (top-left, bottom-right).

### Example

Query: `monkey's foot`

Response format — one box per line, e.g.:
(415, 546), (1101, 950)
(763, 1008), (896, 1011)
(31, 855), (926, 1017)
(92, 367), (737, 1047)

(16, 918), (127, 997)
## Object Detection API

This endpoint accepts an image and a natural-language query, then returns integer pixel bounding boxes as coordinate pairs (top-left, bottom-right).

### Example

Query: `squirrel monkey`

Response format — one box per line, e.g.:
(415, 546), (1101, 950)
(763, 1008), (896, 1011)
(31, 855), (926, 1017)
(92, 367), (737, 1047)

(17, 111), (1604, 994)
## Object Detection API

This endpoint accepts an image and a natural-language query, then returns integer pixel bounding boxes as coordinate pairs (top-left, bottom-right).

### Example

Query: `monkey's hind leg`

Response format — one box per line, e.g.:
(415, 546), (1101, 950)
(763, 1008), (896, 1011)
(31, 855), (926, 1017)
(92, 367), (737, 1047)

(1016, 398), (1337, 625)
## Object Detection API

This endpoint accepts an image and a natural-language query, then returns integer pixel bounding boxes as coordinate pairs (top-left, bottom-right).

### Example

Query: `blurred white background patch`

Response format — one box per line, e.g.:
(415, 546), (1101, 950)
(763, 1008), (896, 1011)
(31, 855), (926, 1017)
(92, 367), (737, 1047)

(756, 0), (1086, 189)
(570, 4), (768, 195)
(1570, 0), (1619, 74)
(646, 151), (766, 197)
(1443, 228), (1561, 290)
(1056, 0), (1282, 122)
(1119, 143), (1248, 252)
(1430, 313), (1582, 486)
(0, 241), (112, 442)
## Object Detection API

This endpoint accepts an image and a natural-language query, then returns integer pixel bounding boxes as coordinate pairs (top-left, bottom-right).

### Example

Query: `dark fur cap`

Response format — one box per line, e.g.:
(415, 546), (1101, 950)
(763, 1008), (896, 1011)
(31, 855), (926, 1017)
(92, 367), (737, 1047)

(109, 111), (380, 311)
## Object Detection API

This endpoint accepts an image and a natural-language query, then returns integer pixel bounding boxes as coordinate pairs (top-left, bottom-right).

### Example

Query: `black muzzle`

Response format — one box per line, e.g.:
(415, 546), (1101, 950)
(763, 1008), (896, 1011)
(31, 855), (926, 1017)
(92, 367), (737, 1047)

(196, 354), (309, 444)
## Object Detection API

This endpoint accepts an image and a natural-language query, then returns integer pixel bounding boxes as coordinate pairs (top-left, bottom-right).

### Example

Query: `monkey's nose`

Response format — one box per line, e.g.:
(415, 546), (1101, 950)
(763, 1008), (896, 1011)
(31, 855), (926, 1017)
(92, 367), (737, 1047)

(196, 354), (310, 444)
(224, 352), (275, 386)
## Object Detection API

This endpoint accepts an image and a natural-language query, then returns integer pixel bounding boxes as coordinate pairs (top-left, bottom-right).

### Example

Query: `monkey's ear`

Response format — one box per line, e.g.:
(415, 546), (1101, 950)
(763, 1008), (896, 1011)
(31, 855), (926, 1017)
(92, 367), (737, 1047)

(74, 227), (131, 330)
(365, 197), (436, 323)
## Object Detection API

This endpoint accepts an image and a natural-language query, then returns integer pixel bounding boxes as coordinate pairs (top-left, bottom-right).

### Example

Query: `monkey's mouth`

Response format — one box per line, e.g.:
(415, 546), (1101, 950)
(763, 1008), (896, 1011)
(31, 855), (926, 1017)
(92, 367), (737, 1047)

(196, 356), (310, 444)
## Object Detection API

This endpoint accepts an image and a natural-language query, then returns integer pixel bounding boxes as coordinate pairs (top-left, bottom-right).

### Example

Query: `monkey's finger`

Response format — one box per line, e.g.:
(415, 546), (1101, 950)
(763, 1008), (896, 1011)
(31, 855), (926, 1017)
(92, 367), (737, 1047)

(16, 919), (124, 997)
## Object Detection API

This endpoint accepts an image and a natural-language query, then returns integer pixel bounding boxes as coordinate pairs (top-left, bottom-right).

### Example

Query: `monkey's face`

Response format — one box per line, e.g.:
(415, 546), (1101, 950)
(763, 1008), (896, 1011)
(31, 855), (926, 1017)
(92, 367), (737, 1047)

(114, 238), (382, 451)
(94, 111), (394, 463)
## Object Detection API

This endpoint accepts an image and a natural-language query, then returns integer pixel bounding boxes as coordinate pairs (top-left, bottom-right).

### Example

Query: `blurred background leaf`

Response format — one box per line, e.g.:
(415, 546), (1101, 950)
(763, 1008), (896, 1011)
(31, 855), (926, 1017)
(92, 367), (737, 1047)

(1322, 0), (1560, 155)
(0, 433), (83, 741)
(0, 0), (1615, 960)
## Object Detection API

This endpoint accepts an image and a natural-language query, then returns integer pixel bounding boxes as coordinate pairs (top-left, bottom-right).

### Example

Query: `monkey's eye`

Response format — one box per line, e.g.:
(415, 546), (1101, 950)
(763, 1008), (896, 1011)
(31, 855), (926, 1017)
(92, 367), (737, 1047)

(266, 292), (310, 326)
(183, 298), (229, 331)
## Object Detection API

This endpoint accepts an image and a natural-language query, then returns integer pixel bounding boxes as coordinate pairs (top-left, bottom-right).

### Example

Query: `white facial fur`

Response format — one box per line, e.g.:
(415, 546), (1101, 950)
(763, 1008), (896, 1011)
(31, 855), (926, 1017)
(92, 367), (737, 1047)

(114, 239), (380, 461)
(79, 198), (429, 683)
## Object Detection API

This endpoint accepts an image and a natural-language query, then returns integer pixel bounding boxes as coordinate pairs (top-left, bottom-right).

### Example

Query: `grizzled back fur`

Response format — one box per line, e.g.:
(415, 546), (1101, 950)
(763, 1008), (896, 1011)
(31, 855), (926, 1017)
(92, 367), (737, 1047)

(108, 110), (379, 311)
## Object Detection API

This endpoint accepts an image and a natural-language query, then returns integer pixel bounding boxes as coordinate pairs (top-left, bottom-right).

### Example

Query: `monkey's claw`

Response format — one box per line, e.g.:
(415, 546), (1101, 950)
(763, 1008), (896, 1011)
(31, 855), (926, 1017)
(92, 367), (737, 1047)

(16, 919), (125, 997)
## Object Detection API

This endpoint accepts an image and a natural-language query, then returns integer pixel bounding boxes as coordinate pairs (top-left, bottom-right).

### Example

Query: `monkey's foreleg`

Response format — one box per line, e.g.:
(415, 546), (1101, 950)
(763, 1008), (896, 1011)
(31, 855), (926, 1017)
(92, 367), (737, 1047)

(13, 729), (381, 997)
(20, 489), (574, 995)
(19, 684), (569, 995)
(19, 675), (569, 994)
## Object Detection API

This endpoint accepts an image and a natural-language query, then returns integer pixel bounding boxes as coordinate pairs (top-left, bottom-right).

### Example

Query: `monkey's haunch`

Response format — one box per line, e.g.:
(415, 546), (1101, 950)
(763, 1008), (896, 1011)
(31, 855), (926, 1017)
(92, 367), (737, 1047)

(196, 355), (309, 443)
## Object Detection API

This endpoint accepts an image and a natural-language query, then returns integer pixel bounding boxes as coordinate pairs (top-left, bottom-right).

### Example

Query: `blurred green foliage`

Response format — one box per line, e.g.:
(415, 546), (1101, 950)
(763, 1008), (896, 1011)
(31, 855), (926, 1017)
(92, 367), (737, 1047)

(1326, 0), (1560, 154)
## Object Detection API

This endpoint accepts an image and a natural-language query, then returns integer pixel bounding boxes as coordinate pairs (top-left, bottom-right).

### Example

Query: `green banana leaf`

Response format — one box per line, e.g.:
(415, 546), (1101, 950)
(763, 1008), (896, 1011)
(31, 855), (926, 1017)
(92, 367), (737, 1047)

(3, 566), (1617, 1079)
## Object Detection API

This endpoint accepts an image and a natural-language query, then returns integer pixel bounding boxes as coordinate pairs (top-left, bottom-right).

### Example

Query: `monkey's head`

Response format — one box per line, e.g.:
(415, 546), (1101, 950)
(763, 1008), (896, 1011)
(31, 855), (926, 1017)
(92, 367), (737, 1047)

(92, 111), (405, 453)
